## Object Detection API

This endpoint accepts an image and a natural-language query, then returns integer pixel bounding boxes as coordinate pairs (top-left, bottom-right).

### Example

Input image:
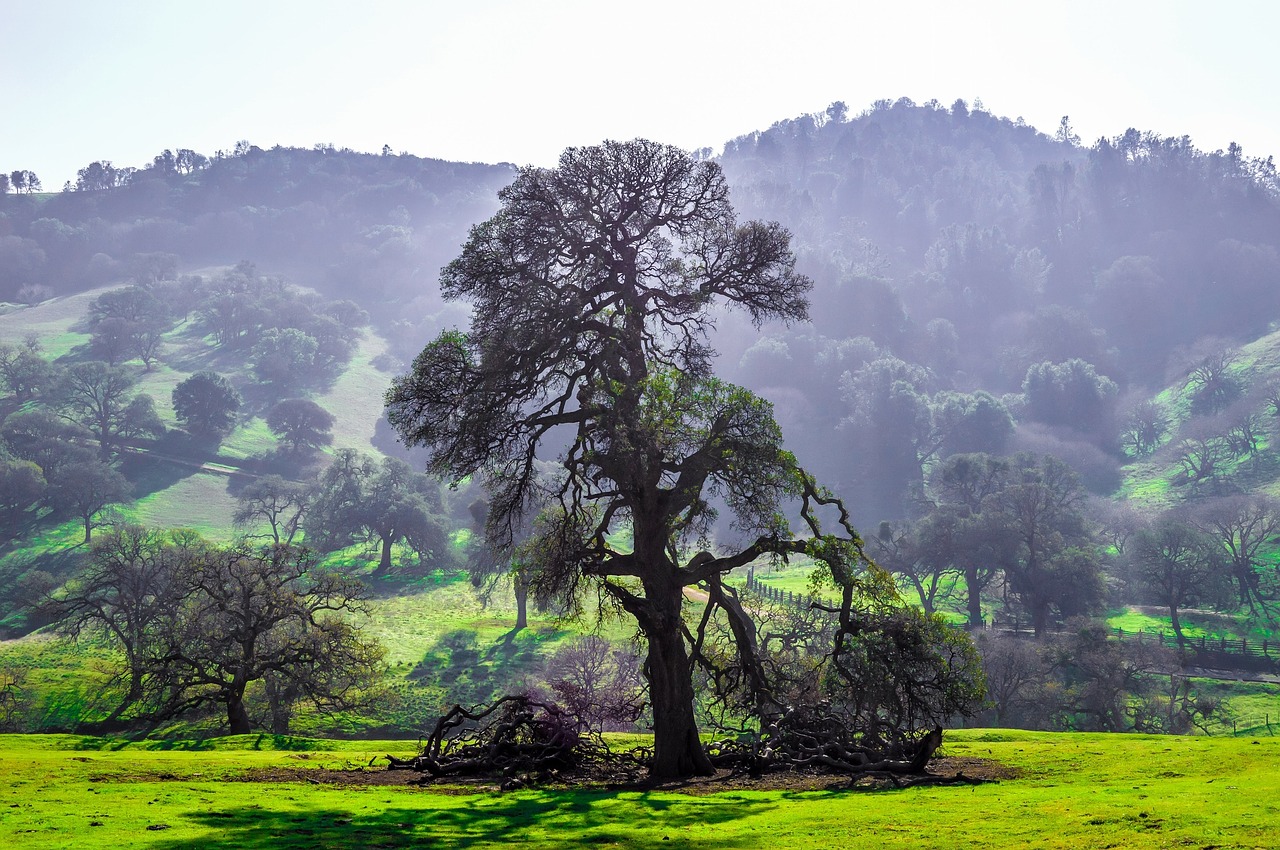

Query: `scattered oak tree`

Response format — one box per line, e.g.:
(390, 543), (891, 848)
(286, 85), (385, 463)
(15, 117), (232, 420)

(305, 452), (448, 574)
(172, 371), (241, 439)
(1118, 398), (1167, 457)
(1189, 494), (1280, 615)
(116, 394), (165, 442)
(58, 525), (200, 725)
(1, 409), (96, 478)
(46, 458), (131, 543)
(252, 328), (319, 388)
(233, 474), (309, 545)
(987, 454), (1106, 636)
(1129, 516), (1226, 642)
(9, 170), (41, 193)
(62, 534), (383, 735)
(266, 398), (335, 454)
(55, 361), (139, 458)
(921, 453), (1013, 628)
(152, 543), (383, 734)
(0, 336), (53, 402)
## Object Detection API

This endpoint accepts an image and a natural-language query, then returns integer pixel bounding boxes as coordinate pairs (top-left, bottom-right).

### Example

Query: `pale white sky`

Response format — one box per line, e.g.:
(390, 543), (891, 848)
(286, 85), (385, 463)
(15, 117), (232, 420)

(4, 0), (1279, 189)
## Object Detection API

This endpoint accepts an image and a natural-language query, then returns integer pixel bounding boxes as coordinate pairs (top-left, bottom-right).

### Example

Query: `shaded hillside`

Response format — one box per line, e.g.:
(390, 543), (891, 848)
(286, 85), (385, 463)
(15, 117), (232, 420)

(719, 97), (1280, 381)
(713, 98), (1280, 521)
(6, 101), (1280, 524)
(0, 146), (514, 342)
(1120, 327), (1280, 510)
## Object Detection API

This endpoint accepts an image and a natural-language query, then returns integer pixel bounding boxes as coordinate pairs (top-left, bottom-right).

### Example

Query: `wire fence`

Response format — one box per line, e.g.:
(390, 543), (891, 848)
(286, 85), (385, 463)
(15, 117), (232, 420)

(1230, 715), (1276, 736)
(740, 575), (1279, 674)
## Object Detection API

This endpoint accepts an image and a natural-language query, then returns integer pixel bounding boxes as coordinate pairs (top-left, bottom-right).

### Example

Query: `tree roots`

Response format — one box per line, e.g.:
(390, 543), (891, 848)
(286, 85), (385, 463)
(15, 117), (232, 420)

(388, 696), (950, 788)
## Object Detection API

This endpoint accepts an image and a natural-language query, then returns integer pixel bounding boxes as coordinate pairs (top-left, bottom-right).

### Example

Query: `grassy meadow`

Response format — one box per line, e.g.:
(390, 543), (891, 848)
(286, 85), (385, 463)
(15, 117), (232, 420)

(5, 284), (1280, 846)
(2, 730), (1278, 849)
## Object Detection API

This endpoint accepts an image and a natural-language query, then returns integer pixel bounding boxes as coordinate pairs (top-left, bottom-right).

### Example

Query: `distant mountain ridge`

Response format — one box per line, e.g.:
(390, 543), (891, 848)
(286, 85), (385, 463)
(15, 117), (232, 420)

(5, 99), (1280, 520)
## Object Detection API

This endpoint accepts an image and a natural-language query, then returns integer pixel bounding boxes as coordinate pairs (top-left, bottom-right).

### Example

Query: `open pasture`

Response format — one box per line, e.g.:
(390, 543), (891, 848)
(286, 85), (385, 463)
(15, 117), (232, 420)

(2, 730), (1277, 849)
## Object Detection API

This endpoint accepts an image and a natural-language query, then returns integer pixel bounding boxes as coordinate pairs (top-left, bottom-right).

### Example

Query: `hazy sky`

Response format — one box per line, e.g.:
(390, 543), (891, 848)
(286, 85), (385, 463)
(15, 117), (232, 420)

(5, 0), (1279, 189)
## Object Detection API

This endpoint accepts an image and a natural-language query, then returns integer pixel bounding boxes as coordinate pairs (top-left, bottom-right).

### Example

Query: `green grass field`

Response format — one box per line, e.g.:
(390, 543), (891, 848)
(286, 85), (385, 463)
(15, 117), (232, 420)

(315, 333), (393, 453)
(0, 288), (103, 354)
(2, 730), (1278, 849)
(6, 284), (1280, 847)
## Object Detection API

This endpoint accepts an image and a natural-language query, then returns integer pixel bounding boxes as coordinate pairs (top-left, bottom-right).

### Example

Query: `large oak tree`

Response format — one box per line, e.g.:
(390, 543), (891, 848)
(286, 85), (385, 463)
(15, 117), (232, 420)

(386, 140), (870, 778)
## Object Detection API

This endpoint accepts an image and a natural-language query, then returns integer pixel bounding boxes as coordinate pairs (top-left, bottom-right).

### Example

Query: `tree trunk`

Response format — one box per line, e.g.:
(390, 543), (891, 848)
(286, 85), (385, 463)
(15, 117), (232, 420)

(513, 573), (529, 631)
(1030, 600), (1049, 638)
(1170, 604), (1184, 643)
(910, 577), (935, 615)
(964, 566), (983, 628)
(637, 580), (715, 779)
(264, 674), (292, 735)
(1233, 565), (1260, 614)
(378, 534), (393, 573)
(83, 513), (93, 544)
(226, 685), (251, 735)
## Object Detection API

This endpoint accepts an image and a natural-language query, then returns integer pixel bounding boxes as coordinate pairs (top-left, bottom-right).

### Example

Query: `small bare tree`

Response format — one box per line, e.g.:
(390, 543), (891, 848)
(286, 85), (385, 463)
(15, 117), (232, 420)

(545, 636), (645, 733)
(1181, 344), (1241, 414)
(974, 634), (1048, 727)
(1118, 397), (1167, 457)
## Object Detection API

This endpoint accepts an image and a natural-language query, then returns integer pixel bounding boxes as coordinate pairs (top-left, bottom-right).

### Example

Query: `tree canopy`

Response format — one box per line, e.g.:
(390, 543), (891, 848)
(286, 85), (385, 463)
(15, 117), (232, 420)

(172, 371), (241, 439)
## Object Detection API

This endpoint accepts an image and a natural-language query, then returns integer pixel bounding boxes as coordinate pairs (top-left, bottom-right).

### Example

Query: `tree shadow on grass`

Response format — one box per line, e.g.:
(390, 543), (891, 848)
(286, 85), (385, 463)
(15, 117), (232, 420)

(364, 569), (472, 599)
(118, 452), (198, 499)
(409, 628), (572, 709)
(155, 790), (778, 849)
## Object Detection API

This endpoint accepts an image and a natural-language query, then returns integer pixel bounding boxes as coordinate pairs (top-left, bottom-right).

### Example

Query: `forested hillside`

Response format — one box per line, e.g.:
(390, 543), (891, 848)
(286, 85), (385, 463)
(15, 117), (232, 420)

(0, 146), (513, 359)
(5, 99), (1280, 740)
(10, 103), (1280, 524)
(709, 98), (1280, 522)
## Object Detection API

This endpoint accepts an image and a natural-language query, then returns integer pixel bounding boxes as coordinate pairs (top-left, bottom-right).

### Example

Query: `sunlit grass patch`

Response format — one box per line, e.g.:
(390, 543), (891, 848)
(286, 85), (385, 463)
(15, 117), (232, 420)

(1116, 459), (1174, 507)
(0, 632), (122, 727)
(127, 361), (191, 424)
(740, 560), (821, 597)
(315, 333), (391, 453)
(0, 285), (115, 350)
(123, 467), (239, 541)
(219, 416), (278, 458)
(1103, 604), (1274, 644)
